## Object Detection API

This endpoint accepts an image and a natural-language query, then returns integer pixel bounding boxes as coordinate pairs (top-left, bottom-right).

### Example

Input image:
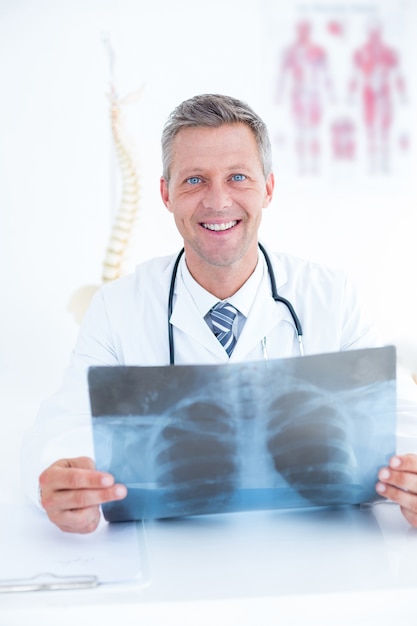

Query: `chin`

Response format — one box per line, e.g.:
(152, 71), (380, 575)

(191, 238), (254, 268)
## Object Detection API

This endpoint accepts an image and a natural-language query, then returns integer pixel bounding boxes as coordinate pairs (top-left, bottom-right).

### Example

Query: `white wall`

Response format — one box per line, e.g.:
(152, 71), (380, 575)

(1, 0), (416, 494)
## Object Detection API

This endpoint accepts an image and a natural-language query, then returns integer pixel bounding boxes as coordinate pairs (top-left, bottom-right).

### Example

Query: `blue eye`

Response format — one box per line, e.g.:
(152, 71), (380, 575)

(231, 174), (246, 182)
(187, 176), (202, 185)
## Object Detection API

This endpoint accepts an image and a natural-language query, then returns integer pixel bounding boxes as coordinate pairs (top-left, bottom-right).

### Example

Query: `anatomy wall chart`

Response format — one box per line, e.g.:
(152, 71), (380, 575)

(263, 0), (413, 183)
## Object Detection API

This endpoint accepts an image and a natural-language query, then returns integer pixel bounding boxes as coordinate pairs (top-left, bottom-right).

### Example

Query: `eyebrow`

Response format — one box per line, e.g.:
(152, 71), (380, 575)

(177, 165), (252, 178)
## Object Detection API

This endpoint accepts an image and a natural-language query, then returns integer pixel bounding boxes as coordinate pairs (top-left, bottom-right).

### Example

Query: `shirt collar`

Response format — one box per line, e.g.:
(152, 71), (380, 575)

(179, 251), (264, 318)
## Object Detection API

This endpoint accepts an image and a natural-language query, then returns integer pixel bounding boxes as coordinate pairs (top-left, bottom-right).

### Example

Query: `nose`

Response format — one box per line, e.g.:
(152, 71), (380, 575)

(202, 180), (232, 211)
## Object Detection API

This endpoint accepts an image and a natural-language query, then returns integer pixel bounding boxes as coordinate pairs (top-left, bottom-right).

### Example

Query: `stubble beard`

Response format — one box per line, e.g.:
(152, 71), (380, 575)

(187, 232), (256, 270)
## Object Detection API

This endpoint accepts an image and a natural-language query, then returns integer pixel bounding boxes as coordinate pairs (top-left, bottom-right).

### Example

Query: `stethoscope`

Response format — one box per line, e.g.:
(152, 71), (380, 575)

(168, 242), (304, 365)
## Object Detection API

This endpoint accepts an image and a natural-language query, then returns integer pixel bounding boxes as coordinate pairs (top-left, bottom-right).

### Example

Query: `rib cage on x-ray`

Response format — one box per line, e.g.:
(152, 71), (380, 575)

(154, 398), (239, 516)
(89, 347), (396, 522)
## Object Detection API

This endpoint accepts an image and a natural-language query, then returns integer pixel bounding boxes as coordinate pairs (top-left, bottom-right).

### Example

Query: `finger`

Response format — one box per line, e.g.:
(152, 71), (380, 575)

(46, 484), (127, 512)
(388, 454), (417, 473)
(47, 505), (102, 535)
(377, 466), (417, 494)
(376, 481), (417, 516)
(40, 464), (115, 493)
(42, 483), (127, 534)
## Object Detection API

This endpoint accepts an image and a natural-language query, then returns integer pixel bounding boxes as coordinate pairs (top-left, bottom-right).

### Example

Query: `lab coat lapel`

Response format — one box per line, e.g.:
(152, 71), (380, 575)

(230, 254), (291, 362)
(169, 280), (228, 361)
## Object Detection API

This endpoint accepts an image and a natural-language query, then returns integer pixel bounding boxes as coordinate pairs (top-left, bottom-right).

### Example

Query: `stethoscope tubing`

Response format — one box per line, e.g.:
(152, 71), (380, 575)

(168, 244), (303, 364)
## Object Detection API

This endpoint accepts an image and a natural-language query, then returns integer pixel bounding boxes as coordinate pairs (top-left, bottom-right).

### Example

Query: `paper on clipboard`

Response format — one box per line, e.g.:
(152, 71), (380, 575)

(0, 502), (149, 592)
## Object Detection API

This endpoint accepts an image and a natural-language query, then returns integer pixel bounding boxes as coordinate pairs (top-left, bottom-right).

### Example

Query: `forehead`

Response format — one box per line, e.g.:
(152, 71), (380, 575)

(170, 123), (262, 173)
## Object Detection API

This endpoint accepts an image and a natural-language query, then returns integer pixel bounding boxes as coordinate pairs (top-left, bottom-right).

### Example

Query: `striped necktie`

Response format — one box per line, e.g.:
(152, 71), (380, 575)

(210, 302), (238, 357)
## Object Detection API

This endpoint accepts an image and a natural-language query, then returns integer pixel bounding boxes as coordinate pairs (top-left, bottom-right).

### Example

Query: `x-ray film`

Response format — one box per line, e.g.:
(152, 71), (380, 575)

(88, 346), (396, 522)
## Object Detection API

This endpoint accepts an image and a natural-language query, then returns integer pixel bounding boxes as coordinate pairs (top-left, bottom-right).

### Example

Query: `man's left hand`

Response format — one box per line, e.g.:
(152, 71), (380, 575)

(376, 454), (417, 527)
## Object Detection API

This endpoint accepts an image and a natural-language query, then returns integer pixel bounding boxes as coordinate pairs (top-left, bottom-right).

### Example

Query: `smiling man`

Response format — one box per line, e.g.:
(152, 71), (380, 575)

(160, 123), (274, 299)
(23, 94), (417, 533)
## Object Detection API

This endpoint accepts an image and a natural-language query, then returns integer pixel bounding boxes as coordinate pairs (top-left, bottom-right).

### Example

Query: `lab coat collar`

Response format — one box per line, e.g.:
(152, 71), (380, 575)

(169, 248), (292, 362)
(169, 265), (229, 361)
(180, 249), (265, 319)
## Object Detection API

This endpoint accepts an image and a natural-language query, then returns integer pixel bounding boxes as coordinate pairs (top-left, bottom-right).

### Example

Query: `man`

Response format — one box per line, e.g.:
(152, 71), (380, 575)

(23, 94), (417, 533)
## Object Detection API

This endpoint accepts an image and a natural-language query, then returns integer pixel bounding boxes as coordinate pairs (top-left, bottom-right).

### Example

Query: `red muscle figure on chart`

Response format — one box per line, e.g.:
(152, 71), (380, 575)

(349, 22), (406, 173)
(277, 21), (333, 174)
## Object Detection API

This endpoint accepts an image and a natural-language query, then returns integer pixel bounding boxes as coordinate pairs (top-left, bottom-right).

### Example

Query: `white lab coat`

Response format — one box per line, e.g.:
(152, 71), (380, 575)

(21, 249), (417, 504)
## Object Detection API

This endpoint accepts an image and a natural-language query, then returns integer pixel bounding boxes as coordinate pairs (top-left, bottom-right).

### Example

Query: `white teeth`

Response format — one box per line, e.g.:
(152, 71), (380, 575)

(202, 221), (237, 231)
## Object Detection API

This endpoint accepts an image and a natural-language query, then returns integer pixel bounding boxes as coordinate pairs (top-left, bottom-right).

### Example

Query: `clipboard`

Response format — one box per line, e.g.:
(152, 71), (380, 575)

(0, 573), (98, 593)
(0, 502), (149, 593)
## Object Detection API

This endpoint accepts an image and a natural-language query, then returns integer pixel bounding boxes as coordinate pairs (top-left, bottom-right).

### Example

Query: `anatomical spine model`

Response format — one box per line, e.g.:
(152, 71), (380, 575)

(103, 85), (141, 282)
(68, 85), (142, 323)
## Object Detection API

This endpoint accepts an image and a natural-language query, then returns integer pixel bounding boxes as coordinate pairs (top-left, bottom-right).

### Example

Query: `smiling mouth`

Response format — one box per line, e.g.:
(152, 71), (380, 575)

(201, 220), (238, 232)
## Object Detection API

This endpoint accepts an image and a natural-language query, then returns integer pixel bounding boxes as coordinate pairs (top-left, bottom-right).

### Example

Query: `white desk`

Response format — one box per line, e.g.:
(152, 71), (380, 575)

(2, 498), (417, 626)
(3, 376), (417, 625)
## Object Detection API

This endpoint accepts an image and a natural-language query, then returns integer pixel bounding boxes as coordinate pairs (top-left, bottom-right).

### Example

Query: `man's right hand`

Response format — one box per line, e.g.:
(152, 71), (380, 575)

(38, 457), (127, 534)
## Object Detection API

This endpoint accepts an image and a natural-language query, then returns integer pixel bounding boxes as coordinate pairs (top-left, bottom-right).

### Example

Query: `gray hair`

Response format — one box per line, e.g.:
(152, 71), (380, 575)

(161, 94), (272, 181)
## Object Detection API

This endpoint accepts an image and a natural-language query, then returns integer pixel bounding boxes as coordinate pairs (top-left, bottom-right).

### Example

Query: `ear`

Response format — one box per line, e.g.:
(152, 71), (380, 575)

(160, 177), (172, 212)
(262, 172), (275, 208)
